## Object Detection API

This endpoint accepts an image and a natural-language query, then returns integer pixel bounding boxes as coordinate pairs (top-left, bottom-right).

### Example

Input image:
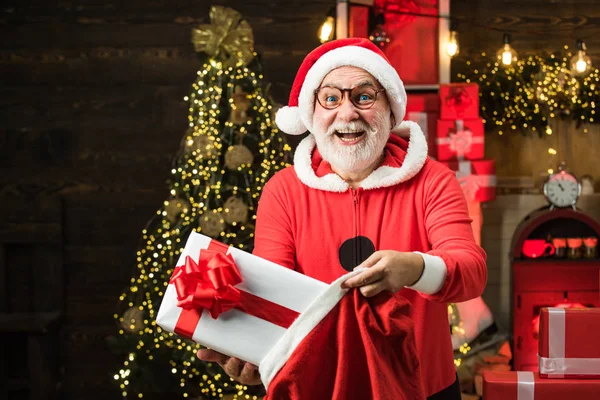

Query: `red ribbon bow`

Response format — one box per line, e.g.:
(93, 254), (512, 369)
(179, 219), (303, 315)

(169, 240), (301, 340)
(445, 88), (473, 112)
(170, 250), (242, 319)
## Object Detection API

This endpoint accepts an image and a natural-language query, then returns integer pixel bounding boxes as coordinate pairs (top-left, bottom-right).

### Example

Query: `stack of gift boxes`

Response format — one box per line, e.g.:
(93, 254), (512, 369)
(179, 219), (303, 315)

(436, 83), (496, 203)
(484, 307), (600, 398)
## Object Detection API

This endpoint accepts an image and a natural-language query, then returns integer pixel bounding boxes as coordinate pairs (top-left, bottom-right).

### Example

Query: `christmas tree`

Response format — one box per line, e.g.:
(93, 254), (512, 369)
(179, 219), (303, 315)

(109, 7), (291, 399)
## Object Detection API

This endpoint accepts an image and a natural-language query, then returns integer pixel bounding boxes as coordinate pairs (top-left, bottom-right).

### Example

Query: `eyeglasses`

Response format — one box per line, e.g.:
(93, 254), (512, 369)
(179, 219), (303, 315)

(314, 85), (386, 110)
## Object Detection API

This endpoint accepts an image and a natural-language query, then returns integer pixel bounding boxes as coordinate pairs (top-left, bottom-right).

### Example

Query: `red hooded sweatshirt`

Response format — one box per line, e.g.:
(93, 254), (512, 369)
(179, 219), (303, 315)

(254, 121), (487, 397)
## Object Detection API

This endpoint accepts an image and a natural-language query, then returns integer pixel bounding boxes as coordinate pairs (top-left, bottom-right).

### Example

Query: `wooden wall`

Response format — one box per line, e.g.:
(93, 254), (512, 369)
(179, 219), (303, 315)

(1, 0), (598, 398)
(453, 0), (600, 187)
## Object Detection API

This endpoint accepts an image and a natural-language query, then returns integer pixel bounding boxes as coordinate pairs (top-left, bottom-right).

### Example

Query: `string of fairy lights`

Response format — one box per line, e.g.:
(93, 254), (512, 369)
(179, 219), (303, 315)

(112, 57), (290, 399)
(457, 44), (599, 175)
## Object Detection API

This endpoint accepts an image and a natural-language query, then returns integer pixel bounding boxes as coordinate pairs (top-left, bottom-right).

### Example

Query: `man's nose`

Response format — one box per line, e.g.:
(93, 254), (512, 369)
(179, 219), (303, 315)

(336, 96), (360, 121)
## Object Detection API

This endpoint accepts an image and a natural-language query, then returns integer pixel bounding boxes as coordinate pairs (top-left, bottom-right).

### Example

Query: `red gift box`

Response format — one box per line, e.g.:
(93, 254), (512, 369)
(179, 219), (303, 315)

(440, 83), (480, 120)
(483, 371), (600, 400)
(538, 307), (600, 378)
(382, 2), (439, 85)
(441, 160), (496, 202)
(349, 5), (369, 39)
(406, 93), (439, 159)
(436, 119), (484, 161)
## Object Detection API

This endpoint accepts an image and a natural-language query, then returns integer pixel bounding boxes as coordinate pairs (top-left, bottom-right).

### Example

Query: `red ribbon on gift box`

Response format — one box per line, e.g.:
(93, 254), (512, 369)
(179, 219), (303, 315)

(170, 240), (300, 339)
(444, 87), (474, 114)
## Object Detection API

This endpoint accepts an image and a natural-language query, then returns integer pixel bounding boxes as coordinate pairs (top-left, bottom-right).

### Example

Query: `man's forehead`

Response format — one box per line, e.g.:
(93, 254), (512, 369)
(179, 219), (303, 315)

(320, 66), (379, 86)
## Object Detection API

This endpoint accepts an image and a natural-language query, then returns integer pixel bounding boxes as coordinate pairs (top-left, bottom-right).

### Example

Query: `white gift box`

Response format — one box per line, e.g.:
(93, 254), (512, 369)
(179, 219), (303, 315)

(156, 231), (328, 366)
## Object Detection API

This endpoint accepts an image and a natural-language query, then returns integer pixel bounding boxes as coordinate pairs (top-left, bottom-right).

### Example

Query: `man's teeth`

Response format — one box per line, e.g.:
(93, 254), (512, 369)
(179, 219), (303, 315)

(335, 130), (365, 142)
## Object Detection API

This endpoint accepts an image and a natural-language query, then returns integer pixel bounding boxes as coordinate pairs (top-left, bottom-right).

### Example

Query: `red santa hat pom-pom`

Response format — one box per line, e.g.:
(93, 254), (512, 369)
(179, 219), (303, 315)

(275, 105), (307, 135)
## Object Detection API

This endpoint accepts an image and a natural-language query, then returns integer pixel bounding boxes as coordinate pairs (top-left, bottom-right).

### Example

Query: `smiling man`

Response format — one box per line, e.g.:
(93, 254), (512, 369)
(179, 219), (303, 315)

(198, 37), (487, 399)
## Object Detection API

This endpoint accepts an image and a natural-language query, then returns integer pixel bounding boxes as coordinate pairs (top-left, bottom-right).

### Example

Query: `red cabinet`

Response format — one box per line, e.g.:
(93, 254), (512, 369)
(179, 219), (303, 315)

(510, 207), (600, 371)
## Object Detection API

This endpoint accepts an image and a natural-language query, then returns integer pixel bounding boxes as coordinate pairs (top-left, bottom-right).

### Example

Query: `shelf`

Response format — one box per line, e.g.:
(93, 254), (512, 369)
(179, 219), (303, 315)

(513, 258), (600, 263)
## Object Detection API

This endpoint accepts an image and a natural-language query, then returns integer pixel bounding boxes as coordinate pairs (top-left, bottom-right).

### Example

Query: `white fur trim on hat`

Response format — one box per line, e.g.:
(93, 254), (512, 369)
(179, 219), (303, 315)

(298, 46), (406, 134)
(275, 106), (307, 135)
(293, 120), (428, 192)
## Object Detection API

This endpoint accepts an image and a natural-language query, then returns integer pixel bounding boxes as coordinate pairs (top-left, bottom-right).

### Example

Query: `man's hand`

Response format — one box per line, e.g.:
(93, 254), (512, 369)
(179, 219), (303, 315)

(196, 349), (262, 386)
(341, 250), (424, 297)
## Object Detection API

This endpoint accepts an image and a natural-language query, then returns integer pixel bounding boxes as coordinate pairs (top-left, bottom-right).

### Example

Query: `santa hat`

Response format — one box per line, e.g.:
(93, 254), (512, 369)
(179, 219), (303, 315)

(275, 37), (407, 135)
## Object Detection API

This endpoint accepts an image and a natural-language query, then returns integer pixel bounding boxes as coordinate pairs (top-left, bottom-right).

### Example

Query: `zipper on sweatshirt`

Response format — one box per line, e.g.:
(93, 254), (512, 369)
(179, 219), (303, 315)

(351, 188), (361, 268)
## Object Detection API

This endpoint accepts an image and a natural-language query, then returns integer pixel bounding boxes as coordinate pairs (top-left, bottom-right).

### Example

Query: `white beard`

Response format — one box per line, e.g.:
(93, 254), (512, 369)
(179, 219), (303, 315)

(312, 113), (391, 174)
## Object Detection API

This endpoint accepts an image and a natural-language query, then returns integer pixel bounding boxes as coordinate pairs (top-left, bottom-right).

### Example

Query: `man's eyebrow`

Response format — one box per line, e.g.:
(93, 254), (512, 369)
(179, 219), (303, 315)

(355, 79), (377, 87)
(320, 79), (378, 88)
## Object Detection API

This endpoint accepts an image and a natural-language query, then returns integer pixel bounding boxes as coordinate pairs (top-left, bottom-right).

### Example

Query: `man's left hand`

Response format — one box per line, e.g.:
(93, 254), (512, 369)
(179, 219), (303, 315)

(341, 251), (424, 297)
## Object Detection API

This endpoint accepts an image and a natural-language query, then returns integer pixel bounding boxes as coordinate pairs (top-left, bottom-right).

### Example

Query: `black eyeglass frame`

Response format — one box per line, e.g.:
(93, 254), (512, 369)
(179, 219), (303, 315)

(313, 86), (386, 110)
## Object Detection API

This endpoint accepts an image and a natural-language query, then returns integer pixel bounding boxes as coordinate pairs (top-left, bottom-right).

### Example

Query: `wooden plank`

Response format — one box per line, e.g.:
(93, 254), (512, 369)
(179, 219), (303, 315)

(0, 195), (62, 224)
(65, 245), (139, 286)
(5, 244), (33, 313)
(62, 191), (164, 246)
(452, 0), (600, 58)
(63, 211), (159, 246)
(0, 245), (6, 312)
(0, 223), (62, 244)
(33, 244), (64, 312)
(0, 165), (172, 194)
(28, 332), (61, 399)
(65, 291), (139, 324)
(0, 85), (188, 131)
(0, 196), (62, 245)
(0, 1), (331, 25)
(0, 12), (326, 49)
(0, 311), (61, 332)
(0, 48), (305, 96)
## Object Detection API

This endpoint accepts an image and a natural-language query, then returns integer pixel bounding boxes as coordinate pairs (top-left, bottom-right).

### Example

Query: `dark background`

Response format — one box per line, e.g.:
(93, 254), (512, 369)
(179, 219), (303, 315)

(1, 1), (598, 398)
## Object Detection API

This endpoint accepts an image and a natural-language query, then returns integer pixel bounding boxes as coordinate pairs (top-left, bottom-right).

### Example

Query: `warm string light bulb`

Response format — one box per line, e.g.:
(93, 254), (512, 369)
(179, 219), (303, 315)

(497, 33), (518, 66)
(570, 40), (592, 76)
(447, 30), (459, 57)
(318, 9), (335, 43)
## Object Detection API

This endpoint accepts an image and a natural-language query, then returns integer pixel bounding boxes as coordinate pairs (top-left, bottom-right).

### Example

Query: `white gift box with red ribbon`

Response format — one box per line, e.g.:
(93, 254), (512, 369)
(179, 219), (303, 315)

(441, 159), (496, 202)
(156, 231), (328, 366)
(538, 307), (600, 378)
(436, 119), (485, 161)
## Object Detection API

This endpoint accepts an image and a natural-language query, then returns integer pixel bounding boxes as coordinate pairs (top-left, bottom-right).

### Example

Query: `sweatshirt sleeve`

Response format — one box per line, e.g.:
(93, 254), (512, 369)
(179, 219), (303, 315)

(252, 176), (297, 271)
(415, 165), (488, 303)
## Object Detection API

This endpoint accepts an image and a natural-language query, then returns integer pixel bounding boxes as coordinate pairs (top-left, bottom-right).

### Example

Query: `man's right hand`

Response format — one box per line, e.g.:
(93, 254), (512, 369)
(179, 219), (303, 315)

(196, 349), (262, 386)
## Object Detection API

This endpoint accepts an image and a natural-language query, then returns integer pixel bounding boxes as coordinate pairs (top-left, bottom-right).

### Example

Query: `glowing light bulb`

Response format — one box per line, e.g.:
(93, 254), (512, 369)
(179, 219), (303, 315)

(502, 48), (512, 65)
(570, 40), (592, 76)
(496, 34), (517, 66)
(318, 15), (335, 43)
(447, 31), (459, 57)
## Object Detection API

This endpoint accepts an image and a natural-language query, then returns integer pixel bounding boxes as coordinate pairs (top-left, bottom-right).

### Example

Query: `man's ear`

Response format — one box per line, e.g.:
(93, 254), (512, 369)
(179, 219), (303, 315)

(390, 112), (396, 127)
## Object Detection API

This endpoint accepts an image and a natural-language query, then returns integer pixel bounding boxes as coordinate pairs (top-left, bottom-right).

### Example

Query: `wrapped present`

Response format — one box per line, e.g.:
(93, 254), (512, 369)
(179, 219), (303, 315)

(441, 160), (496, 202)
(483, 371), (600, 400)
(406, 93), (440, 159)
(538, 307), (600, 378)
(436, 119), (484, 161)
(349, 4), (369, 38)
(156, 231), (328, 366)
(382, 2), (439, 85)
(156, 232), (425, 399)
(440, 83), (479, 120)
